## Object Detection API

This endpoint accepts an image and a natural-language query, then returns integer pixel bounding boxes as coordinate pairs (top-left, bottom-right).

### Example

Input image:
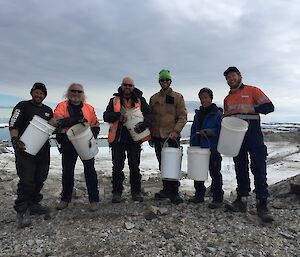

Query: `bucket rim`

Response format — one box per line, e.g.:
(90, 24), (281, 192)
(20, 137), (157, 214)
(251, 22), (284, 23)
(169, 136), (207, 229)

(222, 117), (248, 131)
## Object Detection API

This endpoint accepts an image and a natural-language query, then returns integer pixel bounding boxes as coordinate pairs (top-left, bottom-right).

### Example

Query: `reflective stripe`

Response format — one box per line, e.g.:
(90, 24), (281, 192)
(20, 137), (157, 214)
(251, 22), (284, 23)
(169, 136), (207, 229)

(108, 97), (143, 143)
(227, 103), (254, 112)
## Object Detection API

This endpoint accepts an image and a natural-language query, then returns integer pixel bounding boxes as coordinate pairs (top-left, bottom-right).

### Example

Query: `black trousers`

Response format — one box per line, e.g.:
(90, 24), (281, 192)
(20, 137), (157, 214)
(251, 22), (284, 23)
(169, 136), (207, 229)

(111, 142), (142, 195)
(14, 145), (50, 213)
(61, 144), (99, 203)
(153, 137), (181, 195)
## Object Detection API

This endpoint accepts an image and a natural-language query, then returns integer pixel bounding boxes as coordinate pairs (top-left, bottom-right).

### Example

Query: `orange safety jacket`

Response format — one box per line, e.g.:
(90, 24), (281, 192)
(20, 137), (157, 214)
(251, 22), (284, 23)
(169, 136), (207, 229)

(53, 100), (99, 127)
(108, 97), (150, 143)
(224, 84), (272, 117)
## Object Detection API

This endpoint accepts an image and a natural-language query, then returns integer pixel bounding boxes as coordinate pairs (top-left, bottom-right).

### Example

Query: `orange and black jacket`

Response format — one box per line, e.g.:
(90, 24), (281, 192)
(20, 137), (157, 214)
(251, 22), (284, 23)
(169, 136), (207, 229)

(224, 84), (274, 118)
(103, 87), (153, 144)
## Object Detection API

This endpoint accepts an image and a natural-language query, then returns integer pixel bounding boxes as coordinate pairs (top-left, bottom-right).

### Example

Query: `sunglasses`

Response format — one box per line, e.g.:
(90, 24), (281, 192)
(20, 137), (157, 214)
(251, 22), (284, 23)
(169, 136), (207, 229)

(122, 83), (134, 88)
(70, 89), (83, 93)
(159, 79), (171, 83)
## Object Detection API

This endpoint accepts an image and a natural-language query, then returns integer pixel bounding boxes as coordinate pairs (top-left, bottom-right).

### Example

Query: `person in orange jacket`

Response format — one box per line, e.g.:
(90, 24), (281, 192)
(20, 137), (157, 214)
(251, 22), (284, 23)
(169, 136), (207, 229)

(50, 83), (100, 212)
(223, 67), (275, 222)
(103, 77), (152, 203)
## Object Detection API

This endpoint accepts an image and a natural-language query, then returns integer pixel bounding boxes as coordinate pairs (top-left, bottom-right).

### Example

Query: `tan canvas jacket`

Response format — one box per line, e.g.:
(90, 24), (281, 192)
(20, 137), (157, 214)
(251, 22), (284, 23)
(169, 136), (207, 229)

(149, 88), (187, 138)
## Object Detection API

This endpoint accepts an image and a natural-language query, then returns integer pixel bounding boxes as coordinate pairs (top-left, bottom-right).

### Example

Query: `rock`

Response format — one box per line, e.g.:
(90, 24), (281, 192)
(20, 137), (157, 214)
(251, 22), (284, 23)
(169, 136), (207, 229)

(290, 175), (300, 194)
(144, 211), (158, 220)
(124, 222), (135, 230)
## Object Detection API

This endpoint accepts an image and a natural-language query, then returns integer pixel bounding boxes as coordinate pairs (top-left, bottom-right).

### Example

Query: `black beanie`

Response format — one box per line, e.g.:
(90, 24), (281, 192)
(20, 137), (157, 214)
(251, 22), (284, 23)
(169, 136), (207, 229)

(30, 82), (47, 96)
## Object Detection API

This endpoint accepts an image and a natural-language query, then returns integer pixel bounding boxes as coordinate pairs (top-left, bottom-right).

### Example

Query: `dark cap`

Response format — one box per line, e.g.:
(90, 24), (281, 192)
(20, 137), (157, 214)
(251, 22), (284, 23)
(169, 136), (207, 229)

(223, 67), (240, 77)
(30, 82), (47, 96)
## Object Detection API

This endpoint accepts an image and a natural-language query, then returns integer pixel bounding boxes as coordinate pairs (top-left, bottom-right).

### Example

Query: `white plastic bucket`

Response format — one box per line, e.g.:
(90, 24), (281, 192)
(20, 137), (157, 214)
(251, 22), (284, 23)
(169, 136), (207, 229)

(217, 117), (249, 157)
(66, 123), (99, 160)
(161, 147), (183, 180)
(124, 108), (150, 141)
(187, 147), (211, 181)
(20, 115), (55, 155)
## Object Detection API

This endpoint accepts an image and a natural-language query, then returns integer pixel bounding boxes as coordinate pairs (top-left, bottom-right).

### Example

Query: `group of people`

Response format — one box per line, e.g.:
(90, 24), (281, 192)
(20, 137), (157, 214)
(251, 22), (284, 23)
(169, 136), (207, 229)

(9, 67), (275, 229)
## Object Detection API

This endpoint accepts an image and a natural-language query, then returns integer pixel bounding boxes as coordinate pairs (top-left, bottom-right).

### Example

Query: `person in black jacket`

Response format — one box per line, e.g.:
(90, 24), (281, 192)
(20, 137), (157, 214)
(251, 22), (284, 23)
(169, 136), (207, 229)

(9, 82), (53, 228)
(103, 77), (152, 203)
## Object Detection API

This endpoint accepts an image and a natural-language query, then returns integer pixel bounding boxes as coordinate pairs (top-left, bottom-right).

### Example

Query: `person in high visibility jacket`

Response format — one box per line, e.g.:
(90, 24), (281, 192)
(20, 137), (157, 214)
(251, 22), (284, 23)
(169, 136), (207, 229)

(149, 69), (187, 205)
(223, 67), (275, 223)
(51, 83), (100, 212)
(103, 77), (152, 203)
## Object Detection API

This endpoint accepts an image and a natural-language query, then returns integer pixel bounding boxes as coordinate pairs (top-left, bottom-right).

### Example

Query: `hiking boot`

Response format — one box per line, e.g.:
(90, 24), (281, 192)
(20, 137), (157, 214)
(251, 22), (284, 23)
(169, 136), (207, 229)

(56, 201), (69, 210)
(29, 203), (50, 215)
(90, 202), (100, 212)
(225, 197), (247, 212)
(154, 190), (170, 200)
(132, 193), (144, 202)
(256, 199), (274, 223)
(170, 195), (184, 205)
(188, 196), (204, 204)
(17, 209), (31, 229)
(208, 201), (223, 209)
(112, 194), (122, 203)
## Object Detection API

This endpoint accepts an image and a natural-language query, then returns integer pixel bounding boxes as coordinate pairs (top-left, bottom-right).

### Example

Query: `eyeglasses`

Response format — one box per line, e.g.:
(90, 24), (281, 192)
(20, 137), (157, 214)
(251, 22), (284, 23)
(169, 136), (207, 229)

(122, 83), (134, 88)
(70, 89), (83, 93)
(159, 79), (171, 83)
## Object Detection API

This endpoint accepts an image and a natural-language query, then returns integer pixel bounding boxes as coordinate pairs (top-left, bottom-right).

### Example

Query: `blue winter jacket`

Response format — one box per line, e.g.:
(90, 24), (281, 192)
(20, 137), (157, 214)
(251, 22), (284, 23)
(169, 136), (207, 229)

(190, 103), (223, 150)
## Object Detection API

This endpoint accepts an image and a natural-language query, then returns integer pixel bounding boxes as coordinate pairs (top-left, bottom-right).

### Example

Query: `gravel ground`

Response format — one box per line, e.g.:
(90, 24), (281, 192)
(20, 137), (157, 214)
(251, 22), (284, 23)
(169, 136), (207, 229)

(0, 169), (300, 257)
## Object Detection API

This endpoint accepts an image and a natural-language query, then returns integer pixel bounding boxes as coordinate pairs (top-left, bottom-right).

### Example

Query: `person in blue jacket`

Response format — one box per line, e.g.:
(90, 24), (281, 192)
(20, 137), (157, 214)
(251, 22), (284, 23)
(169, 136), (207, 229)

(189, 88), (224, 209)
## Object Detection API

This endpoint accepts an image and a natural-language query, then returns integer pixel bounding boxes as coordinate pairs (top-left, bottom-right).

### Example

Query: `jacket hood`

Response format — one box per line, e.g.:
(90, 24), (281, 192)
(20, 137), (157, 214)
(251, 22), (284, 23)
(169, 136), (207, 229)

(113, 87), (143, 98)
(195, 103), (223, 114)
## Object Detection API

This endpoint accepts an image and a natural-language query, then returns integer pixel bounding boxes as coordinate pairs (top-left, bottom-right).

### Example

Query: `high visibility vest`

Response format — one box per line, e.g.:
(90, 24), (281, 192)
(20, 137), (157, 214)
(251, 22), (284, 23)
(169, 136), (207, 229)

(53, 100), (99, 126)
(107, 97), (150, 143)
(224, 85), (272, 116)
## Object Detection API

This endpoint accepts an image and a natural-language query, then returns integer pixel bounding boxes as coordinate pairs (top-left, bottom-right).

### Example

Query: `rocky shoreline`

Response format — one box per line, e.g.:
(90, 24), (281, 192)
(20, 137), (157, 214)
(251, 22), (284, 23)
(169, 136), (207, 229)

(0, 133), (300, 257)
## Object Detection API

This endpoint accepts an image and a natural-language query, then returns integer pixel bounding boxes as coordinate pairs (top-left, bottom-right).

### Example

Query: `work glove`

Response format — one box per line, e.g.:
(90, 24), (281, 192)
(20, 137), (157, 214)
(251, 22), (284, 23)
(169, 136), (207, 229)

(134, 122), (148, 134)
(48, 118), (60, 127)
(11, 137), (26, 152)
(148, 140), (154, 148)
(91, 127), (100, 139)
(199, 128), (214, 137)
(77, 117), (88, 125)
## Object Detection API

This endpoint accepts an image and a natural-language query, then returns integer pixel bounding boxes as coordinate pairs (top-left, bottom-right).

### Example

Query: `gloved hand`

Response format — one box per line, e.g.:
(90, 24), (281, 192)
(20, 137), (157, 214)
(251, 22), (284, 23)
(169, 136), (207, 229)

(11, 137), (26, 152)
(199, 128), (214, 137)
(77, 117), (88, 125)
(134, 122), (147, 134)
(48, 118), (60, 127)
(148, 140), (154, 148)
(91, 127), (100, 139)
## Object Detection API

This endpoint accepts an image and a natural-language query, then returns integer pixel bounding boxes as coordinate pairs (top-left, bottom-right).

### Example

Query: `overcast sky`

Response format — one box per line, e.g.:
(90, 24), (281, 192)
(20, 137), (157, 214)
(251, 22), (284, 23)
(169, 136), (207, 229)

(0, 0), (299, 122)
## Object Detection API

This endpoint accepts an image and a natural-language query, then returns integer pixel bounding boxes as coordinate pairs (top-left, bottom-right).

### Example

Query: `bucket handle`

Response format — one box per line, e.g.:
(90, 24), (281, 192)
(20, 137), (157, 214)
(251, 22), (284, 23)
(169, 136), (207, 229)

(162, 136), (182, 150)
(194, 132), (211, 149)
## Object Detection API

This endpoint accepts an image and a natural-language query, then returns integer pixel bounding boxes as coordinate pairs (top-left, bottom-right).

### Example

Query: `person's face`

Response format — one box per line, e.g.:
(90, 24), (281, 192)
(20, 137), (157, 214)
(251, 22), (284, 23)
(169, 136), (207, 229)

(226, 72), (242, 89)
(121, 79), (135, 97)
(68, 84), (84, 104)
(159, 78), (171, 90)
(31, 89), (46, 105)
(199, 92), (212, 108)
